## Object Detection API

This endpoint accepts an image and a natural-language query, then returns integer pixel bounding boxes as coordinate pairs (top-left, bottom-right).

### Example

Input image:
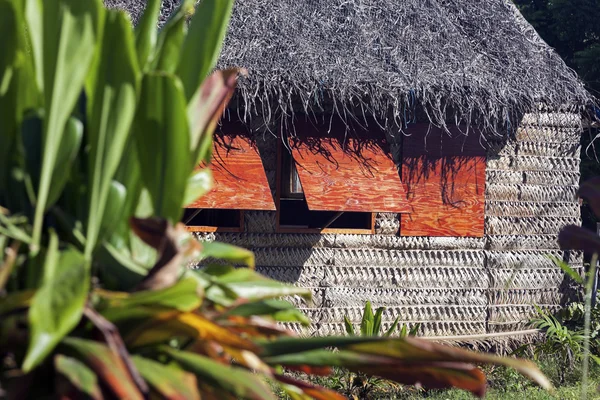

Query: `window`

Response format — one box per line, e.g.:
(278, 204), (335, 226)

(184, 121), (274, 233)
(182, 208), (243, 232)
(277, 147), (374, 233)
(276, 116), (407, 233)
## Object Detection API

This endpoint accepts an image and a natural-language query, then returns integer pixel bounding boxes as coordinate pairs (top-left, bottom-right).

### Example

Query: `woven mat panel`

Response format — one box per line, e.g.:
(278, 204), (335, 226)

(254, 247), (333, 267)
(485, 201), (580, 218)
(332, 235), (485, 250)
(516, 127), (580, 143)
(486, 170), (524, 185)
(323, 287), (487, 307)
(486, 250), (582, 269)
(517, 142), (581, 158)
(197, 232), (334, 248)
(488, 304), (561, 333)
(524, 171), (580, 185)
(485, 235), (559, 250)
(330, 249), (484, 268)
(375, 212), (399, 235)
(488, 156), (580, 171)
(301, 306), (487, 325)
(520, 113), (582, 128)
(489, 267), (581, 290)
(485, 184), (521, 201)
(283, 321), (486, 337)
(244, 211), (277, 233)
(519, 184), (578, 202)
(485, 216), (580, 235)
(257, 265), (489, 289)
(489, 288), (565, 306)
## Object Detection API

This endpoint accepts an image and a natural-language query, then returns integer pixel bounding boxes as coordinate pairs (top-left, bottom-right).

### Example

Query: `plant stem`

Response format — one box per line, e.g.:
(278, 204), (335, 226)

(582, 253), (597, 400)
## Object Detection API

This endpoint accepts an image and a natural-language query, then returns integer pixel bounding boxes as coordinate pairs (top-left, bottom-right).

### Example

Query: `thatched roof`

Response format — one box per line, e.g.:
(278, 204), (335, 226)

(111, 0), (593, 134)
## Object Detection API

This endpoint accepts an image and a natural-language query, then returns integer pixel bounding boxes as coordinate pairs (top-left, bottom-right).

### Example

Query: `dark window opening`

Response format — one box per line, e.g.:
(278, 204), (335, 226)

(182, 208), (242, 229)
(278, 136), (375, 232)
(279, 199), (372, 230)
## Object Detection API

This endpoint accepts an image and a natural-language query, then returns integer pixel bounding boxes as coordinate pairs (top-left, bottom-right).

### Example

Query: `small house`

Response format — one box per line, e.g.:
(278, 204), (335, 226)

(116, 0), (593, 341)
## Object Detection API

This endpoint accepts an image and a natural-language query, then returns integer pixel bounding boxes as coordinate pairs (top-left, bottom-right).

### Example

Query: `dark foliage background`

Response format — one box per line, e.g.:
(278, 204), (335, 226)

(513, 0), (600, 231)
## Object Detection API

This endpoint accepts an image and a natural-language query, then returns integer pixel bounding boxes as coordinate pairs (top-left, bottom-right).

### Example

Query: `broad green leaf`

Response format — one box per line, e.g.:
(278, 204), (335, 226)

(373, 307), (384, 336)
(49, 116), (84, 207)
(187, 69), (238, 164)
(23, 249), (89, 371)
(98, 180), (127, 243)
(203, 266), (312, 302)
(160, 347), (276, 400)
(55, 354), (103, 400)
(548, 254), (583, 285)
(86, 9), (139, 257)
(134, 73), (190, 223)
(0, 0), (18, 94)
(134, 0), (162, 70)
(97, 242), (148, 290)
(30, 0), (101, 250)
(41, 229), (59, 284)
(360, 301), (374, 336)
(177, 0), (235, 102)
(344, 316), (355, 336)
(223, 299), (310, 326)
(60, 337), (143, 400)
(151, 8), (186, 74)
(131, 355), (200, 400)
(183, 168), (213, 206)
(20, 112), (83, 207)
(97, 276), (202, 312)
(200, 241), (255, 267)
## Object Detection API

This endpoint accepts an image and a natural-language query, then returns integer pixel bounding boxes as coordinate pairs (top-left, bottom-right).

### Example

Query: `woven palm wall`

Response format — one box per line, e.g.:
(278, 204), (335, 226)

(192, 111), (583, 339)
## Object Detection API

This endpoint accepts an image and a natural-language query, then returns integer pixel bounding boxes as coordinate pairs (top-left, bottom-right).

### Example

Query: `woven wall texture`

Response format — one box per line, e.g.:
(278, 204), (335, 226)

(192, 112), (583, 339)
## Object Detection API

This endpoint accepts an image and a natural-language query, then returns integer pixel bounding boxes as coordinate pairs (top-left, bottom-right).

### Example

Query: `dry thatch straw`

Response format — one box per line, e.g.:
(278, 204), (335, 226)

(108, 0), (594, 136)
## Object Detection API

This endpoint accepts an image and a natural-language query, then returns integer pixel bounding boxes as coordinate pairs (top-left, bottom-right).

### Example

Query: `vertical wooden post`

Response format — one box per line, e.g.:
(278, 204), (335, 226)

(593, 223), (600, 307)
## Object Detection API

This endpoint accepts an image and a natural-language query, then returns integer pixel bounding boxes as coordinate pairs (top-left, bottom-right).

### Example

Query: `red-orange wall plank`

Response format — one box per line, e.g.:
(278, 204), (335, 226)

(187, 133), (275, 211)
(289, 117), (410, 213)
(400, 125), (486, 237)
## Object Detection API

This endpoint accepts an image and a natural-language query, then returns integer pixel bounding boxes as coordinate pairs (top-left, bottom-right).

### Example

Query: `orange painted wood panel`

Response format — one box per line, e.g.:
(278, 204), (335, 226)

(288, 117), (410, 213)
(187, 132), (275, 211)
(400, 125), (486, 237)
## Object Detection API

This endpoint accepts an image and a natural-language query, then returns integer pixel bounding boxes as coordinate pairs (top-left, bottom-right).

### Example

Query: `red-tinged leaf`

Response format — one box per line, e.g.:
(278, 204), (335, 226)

(259, 336), (552, 397)
(275, 374), (347, 400)
(132, 355), (200, 400)
(222, 315), (296, 339)
(283, 365), (333, 377)
(187, 69), (242, 164)
(130, 217), (202, 291)
(558, 224), (600, 254)
(83, 306), (149, 396)
(55, 354), (103, 400)
(125, 311), (258, 351)
(358, 364), (487, 398)
(60, 337), (143, 400)
(579, 177), (600, 218)
(160, 347), (277, 400)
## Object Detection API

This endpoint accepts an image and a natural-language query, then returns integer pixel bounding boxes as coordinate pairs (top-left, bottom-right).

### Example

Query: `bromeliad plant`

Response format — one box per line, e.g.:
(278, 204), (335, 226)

(344, 301), (420, 338)
(0, 0), (552, 398)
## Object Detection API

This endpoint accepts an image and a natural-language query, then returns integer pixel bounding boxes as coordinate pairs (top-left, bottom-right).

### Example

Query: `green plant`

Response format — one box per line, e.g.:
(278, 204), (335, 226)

(344, 301), (420, 338)
(0, 0), (554, 398)
(340, 302), (420, 398)
(530, 305), (586, 383)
